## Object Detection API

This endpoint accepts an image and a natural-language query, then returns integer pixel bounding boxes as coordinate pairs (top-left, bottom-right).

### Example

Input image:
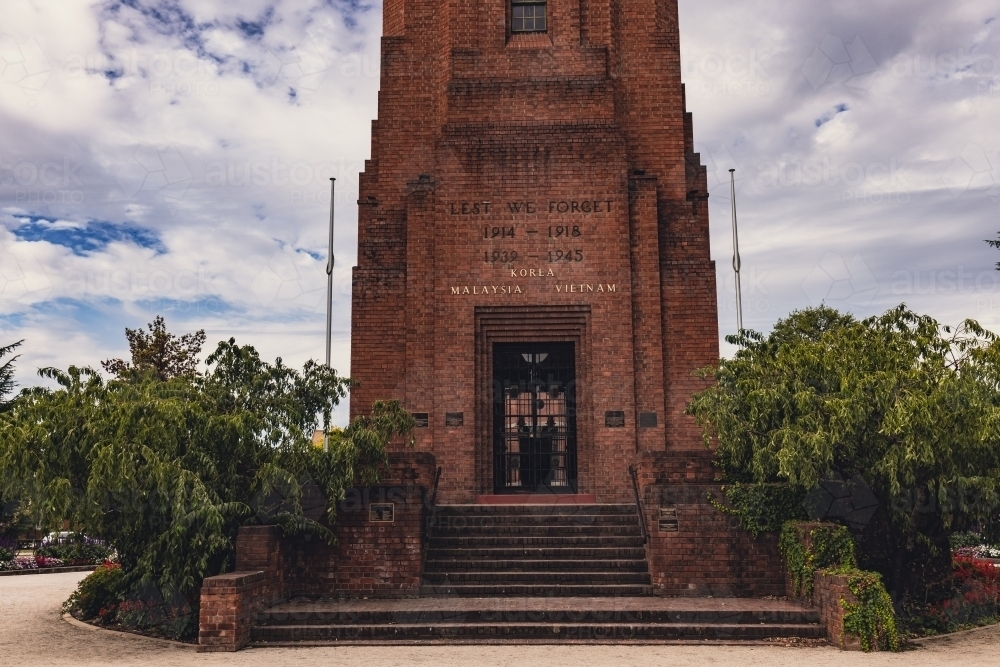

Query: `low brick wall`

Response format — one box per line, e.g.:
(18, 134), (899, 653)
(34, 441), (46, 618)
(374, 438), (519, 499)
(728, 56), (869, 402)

(198, 525), (288, 652)
(783, 522), (863, 650)
(812, 571), (861, 649)
(198, 453), (437, 651)
(284, 452), (436, 598)
(633, 451), (786, 597)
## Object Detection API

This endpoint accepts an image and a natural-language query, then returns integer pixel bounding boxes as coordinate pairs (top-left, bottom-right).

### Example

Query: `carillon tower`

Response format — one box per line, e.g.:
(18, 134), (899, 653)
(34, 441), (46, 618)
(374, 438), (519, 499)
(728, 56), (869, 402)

(350, 0), (719, 504)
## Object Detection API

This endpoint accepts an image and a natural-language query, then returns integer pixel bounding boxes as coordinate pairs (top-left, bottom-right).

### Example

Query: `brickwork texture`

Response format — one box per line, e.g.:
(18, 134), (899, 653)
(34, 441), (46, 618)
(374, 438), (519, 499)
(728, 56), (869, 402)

(350, 0), (720, 504)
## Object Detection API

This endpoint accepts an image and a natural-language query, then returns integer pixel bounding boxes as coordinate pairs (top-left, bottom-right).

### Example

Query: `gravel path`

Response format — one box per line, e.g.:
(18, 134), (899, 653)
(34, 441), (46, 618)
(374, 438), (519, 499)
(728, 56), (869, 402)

(2, 571), (998, 667)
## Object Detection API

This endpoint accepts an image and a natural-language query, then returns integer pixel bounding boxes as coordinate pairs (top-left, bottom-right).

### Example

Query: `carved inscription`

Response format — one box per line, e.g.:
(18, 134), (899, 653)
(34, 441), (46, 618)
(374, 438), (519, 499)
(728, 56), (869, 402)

(555, 284), (616, 293)
(451, 285), (524, 295)
(448, 199), (613, 215)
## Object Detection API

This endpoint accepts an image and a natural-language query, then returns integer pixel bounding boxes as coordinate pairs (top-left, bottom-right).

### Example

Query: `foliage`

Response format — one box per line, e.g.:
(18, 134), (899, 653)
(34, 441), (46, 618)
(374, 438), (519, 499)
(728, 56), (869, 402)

(0, 547), (13, 561)
(710, 483), (807, 537)
(905, 556), (1000, 635)
(688, 305), (1000, 604)
(836, 567), (901, 651)
(64, 562), (124, 620)
(0, 320), (414, 638)
(36, 539), (113, 565)
(950, 531), (986, 549)
(0, 339), (23, 412)
(779, 522), (857, 597)
(988, 233), (1000, 271)
(953, 544), (1000, 559)
(101, 316), (206, 380)
(0, 556), (37, 571)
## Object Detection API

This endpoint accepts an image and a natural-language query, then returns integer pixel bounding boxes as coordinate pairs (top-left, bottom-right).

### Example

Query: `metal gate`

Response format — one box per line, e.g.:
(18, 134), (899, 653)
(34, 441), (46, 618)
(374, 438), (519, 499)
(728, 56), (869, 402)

(493, 343), (577, 493)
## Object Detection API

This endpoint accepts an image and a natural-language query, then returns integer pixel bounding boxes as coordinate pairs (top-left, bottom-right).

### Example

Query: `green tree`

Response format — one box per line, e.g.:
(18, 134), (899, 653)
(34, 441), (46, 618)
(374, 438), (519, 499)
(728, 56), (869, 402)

(0, 339), (23, 412)
(0, 334), (413, 636)
(988, 233), (1000, 270)
(688, 305), (1000, 607)
(101, 316), (206, 380)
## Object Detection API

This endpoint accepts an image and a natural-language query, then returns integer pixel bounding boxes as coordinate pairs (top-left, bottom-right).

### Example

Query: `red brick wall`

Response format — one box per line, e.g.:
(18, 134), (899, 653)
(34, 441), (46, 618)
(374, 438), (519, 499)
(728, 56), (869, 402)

(198, 526), (288, 652)
(350, 0), (721, 503)
(198, 454), (436, 650)
(284, 453), (436, 598)
(812, 571), (862, 650)
(634, 451), (786, 597)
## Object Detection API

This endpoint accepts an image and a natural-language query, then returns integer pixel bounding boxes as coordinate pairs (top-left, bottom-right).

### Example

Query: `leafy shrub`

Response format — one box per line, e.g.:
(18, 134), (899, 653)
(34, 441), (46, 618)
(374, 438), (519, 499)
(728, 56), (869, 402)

(954, 544), (1000, 559)
(779, 522), (856, 597)
(710, 483), (807, 537)
(0, 556), (37, 571)
(905, 556), (1000, 635)
(34, 556), (64, 567)
(64, 563), (123, 620)
(36, 539), (112, 565)
(950, 532), (986, 550)
(0, 534), (17, 561)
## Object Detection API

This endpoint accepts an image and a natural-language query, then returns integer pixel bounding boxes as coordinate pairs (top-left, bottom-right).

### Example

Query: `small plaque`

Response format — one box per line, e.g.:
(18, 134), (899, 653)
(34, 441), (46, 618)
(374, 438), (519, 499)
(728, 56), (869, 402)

(605, 410), (625, 428)
(659, 506), (679, 533)
(445, 412), (464, 427)
(412, 412), (429, 428)
(370, 503), (394, 523)
(639, 412), (658, 428)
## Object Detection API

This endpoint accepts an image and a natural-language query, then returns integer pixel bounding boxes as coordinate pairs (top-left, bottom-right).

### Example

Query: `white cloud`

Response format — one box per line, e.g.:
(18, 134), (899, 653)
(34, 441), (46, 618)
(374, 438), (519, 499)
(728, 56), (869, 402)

(0, 0), (998, 421)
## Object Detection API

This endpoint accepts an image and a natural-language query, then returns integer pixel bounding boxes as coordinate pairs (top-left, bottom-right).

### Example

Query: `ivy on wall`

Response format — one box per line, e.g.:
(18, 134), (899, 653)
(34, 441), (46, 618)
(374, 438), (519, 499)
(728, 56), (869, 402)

(779, 522), (856, 597)
(779, 521), (900, 652)
(837, 567), (901, 652)
(708, 483), (807, 538)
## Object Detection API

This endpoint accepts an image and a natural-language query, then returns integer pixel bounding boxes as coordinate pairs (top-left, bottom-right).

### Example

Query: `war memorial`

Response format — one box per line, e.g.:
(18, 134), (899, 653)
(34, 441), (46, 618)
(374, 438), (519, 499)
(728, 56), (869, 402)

(196, 0), (844, 649)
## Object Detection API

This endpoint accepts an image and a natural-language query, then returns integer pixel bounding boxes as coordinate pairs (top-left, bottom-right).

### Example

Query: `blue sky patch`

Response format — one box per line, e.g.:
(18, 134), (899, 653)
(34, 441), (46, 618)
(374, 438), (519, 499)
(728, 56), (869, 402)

(10, 216), (166, 256)
(815, 103), (850, 127)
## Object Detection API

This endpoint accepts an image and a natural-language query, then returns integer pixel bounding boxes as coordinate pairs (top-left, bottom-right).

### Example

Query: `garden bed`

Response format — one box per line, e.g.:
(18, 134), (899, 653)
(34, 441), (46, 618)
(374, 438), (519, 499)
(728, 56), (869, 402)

(0, 564), (98, 577)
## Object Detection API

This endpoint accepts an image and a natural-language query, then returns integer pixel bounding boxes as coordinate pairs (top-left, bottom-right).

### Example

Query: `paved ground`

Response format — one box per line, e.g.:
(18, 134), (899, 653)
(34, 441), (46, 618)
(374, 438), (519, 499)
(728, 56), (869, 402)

(3, 571), (999, 667)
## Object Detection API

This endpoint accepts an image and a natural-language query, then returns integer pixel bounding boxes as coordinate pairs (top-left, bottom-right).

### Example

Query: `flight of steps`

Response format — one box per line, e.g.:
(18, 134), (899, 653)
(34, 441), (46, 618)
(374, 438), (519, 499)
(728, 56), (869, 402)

(422, 503), (651, 596)
(248, 503), (826, 645)
(250, 598), (825, 644)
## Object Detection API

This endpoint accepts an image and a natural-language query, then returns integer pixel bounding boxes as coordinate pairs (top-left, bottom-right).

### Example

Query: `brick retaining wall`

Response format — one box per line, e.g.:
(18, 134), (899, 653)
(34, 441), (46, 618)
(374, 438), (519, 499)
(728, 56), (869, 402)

(197, 453), (436, 651)
(633, 451), (786, 597)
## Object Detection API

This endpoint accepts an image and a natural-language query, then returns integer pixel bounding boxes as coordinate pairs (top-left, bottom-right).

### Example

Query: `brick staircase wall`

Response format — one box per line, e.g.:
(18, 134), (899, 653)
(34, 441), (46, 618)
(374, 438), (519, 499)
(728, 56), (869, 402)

(198, 452), (436, 651)
(633, 451), (786, 597)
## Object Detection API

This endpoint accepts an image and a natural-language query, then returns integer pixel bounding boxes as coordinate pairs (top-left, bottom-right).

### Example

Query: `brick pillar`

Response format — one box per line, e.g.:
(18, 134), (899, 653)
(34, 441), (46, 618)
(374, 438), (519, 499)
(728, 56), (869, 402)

(198, 526), (288, 652)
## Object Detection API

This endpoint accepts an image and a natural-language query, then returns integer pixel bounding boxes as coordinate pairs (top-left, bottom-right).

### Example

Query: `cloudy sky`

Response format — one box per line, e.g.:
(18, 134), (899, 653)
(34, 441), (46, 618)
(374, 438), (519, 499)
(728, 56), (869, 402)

(0, 0), (997, 422)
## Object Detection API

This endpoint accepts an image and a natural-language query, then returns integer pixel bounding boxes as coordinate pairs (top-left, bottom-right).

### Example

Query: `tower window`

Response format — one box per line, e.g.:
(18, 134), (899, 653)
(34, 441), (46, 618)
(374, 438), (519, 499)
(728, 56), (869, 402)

(512, 0), (547, 33)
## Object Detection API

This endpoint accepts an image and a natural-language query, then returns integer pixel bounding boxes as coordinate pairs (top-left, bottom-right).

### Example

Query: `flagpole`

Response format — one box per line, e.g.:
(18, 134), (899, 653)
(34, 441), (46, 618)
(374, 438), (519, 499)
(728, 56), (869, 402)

(324, 177), (336, 452)
(730, 169), (743, 333)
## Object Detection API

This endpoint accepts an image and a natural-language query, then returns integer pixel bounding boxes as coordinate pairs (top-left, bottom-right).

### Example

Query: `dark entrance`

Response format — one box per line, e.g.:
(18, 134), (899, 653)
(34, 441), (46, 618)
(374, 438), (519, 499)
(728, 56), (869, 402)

(493, 343), (577, 493)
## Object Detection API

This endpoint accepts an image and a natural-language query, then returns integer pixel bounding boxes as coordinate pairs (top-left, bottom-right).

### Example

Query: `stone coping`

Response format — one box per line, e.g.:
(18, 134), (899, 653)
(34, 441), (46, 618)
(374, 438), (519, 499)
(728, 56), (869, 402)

(910, 622), (1000, 644)
(61, 613), (197, 650)
(0, 565), (98, 577)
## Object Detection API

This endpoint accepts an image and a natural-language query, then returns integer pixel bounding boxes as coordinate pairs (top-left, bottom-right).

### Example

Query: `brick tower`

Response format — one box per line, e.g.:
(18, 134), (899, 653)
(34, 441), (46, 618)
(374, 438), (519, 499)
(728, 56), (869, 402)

(351, 0), (719, 505)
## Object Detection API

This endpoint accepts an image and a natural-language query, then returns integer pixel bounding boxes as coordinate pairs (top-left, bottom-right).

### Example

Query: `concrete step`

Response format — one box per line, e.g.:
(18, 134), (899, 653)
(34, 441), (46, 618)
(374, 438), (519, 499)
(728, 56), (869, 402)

(428, 535), (645, 547)
(429, 514), (639, 528)
(419, 584), (654, 597)
(434, 504), (638, 516)
(422, 570), (652, 584)
(425, 547), (648, 560)
(251, 621), (824, 642)
(430, 524), (640, 536)
(256, 606), (821, 626)
(424, 559), (650, 572)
